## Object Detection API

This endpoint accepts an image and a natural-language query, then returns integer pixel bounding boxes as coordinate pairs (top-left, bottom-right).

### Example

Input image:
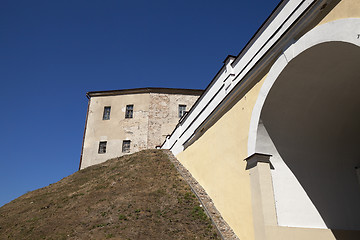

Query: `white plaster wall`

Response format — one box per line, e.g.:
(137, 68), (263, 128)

(256, 122), (327, 228)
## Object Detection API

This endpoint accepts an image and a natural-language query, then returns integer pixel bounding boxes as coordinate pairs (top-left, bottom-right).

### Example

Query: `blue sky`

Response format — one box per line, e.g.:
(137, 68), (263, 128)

(0, 0), (280, 207)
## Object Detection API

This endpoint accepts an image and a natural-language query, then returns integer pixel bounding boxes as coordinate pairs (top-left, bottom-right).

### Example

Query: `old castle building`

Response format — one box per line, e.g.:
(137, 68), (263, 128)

(79, 88), (202, 169)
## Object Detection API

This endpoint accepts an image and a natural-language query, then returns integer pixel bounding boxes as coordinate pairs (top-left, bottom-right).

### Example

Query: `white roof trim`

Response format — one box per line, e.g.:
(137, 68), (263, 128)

(162, 0), (329, 155)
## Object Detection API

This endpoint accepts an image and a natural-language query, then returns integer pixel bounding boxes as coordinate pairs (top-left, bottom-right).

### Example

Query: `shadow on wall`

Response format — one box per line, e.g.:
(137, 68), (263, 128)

(331, 229), (360, 240)
(261, 42), (360, 234)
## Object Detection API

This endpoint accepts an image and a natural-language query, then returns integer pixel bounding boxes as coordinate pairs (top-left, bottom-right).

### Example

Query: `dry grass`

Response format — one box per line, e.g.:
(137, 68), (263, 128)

(0, 150), (220, 240)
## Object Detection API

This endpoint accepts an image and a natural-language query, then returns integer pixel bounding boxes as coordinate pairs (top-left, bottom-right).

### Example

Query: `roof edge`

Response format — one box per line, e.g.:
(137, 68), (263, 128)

(87, 87), (204, 98)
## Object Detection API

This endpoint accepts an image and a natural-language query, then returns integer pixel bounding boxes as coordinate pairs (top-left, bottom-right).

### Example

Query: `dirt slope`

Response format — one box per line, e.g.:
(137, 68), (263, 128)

(0, 150), (220, 240)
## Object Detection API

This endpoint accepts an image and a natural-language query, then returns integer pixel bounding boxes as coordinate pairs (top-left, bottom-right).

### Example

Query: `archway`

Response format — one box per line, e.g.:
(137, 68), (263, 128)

(248, 19), (360, 230)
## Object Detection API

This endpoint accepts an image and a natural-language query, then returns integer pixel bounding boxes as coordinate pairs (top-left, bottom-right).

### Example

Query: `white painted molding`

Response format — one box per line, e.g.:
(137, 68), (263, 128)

(162, 0), (331, 155)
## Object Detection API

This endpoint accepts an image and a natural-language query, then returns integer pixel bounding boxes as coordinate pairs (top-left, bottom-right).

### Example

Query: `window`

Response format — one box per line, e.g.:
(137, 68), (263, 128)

(125, 104), (133, 118)
(103, 106), (111, 120)
(122, 140), (131, 153)
(178, 104), (186, 118)
(98, 141), (107, 154)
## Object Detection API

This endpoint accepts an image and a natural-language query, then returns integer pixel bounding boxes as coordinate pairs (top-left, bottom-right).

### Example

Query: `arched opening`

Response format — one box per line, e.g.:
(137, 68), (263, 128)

(258, 41), (360, 230)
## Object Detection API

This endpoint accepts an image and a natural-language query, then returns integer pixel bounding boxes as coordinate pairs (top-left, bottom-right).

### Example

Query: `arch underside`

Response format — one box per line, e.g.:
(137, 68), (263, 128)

(256, 41), (360, 230)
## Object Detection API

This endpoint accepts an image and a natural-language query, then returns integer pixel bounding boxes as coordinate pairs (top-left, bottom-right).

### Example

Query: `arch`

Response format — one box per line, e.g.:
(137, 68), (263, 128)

(248, 18), (360, 155)
(247, 18), (360, 229)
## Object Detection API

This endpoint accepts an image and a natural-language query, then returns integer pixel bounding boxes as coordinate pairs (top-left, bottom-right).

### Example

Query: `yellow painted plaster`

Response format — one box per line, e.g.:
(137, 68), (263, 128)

(175, 1), (360, 239)
(319, 0), (360, 25)
(176, 76), (266, 240)
(266, 226), (336, 240)
(266, 225), (360, 240)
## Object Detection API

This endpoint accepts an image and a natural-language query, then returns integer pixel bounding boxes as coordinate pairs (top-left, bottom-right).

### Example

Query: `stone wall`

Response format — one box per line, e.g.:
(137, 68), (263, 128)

(147, 93), (200, 149)
(80, 90), (202, 169)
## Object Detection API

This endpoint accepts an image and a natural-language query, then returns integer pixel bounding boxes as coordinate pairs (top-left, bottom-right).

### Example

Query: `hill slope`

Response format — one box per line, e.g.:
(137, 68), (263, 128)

(0, 150), (220, 239)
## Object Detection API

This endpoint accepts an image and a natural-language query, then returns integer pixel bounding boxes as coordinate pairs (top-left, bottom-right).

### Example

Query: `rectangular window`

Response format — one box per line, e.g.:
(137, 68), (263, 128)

(103, 106), (111, 120)
(98, 141), (107, 154)
(122, 140), (131, 153)
(178, 104), (187, 118)
(125, 105), (133, 118)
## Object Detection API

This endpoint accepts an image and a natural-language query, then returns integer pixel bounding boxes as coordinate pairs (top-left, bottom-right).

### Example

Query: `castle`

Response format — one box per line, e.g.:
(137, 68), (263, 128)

(81, 0), (360, 239)
(79, 88), (202, 169)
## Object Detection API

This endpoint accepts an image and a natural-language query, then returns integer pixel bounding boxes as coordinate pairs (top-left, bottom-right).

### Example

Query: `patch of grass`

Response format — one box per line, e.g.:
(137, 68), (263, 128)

(184, 192), (195, 202)
(106, 233), (114, 238)
(26, 217), (39, 223)
(118, 214), (128, 221)
(191, 206), (208, 221)
(70, 193), (84, 198)
(94, 184), (108, 190)
(156, 210), (163, 217)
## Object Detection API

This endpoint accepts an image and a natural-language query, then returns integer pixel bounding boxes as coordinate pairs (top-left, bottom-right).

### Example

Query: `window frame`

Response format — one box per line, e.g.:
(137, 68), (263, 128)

(125, 104), (134, 119)
(102, 106), (111, 120)
(122, 140), (131, 153)
(98, 141), (107, 154)
(178, 104), (187, 118)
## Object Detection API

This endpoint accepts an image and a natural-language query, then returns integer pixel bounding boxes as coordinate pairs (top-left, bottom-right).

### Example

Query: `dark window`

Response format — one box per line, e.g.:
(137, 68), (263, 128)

(122, 140), (131, 153)
(125, 105), (133, 118)
(98, 141), (107, 154)
(178, 104), (187, 118)
(103, 106), (111, 120)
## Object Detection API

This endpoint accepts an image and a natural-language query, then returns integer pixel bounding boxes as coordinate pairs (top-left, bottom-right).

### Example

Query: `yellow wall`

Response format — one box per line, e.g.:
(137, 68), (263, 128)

(176, 77), (266, 240)
(175, 0), (360, 239)
(319, 0), (360, 25)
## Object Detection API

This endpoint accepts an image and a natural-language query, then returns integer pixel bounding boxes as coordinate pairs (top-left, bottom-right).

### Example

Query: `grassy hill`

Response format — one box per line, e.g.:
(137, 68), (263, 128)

(0, 150), (220, 240)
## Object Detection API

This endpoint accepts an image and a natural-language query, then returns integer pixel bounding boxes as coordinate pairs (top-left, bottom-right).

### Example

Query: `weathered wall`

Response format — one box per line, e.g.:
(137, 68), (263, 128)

(147, 93), (199, 149)
(81, 93), (150, 169)
(81, 91), (201, 169)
